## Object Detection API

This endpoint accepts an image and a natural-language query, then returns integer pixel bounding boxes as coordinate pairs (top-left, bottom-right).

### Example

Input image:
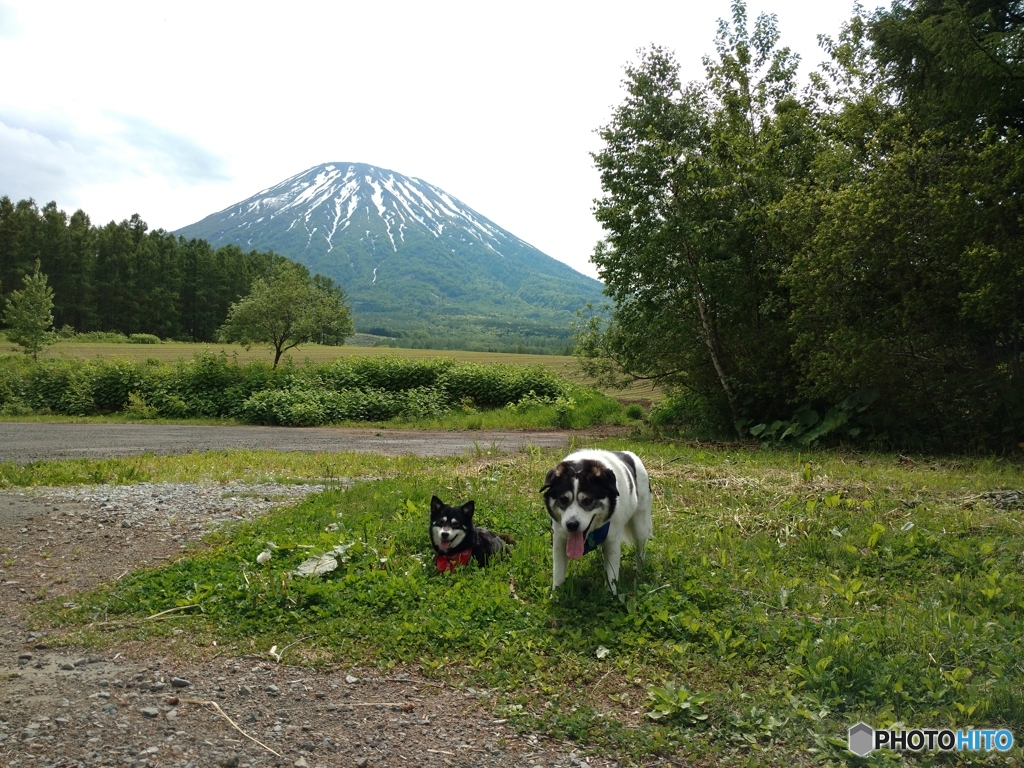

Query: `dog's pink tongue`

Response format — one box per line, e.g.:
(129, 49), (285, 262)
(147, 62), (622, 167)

(566, 531), (585, 560)
(438, 540), (450, 551)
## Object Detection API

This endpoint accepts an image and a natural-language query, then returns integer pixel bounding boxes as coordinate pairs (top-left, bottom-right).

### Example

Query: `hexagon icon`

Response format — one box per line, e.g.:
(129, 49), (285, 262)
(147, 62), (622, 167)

(848, 722), (875, 756)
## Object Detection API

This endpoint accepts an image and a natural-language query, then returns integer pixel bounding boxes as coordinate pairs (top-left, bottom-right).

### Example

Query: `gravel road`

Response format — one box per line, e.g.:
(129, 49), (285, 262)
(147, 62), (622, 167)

(0, 423), (579, 464)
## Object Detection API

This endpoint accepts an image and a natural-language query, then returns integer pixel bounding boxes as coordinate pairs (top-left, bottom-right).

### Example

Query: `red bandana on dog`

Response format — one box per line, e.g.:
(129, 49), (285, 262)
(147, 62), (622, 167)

(435, 549), (473, 572)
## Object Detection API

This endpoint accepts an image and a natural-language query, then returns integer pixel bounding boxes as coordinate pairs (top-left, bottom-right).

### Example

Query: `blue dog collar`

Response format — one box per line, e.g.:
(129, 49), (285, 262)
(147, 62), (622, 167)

(583, 521), (611, 555)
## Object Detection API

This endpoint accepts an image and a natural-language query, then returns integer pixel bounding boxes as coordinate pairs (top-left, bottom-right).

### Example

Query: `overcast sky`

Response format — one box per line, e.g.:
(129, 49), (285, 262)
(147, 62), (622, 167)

(0, 0), (867, 279)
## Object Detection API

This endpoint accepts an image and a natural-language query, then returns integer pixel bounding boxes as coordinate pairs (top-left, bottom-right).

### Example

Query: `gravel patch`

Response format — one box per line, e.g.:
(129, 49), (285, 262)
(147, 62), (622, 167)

(0, 481), (626, 767)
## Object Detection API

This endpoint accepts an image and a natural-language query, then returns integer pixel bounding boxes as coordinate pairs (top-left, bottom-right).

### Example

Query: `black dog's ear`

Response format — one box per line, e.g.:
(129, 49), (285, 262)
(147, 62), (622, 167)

(430, 495), (444, 514)
(461, 500), (475, 520)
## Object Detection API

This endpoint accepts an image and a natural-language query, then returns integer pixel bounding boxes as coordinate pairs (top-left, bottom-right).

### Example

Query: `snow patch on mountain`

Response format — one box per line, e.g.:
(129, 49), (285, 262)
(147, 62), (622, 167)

(205, 163), (532, 261)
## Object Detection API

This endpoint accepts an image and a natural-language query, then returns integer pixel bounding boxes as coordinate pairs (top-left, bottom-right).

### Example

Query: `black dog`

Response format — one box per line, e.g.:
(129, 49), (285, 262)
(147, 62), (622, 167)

(429, 495), (514, 572)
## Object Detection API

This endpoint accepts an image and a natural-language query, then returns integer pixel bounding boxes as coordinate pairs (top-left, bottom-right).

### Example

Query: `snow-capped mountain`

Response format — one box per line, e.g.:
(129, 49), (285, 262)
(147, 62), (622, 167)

(175, 163), (604, 350)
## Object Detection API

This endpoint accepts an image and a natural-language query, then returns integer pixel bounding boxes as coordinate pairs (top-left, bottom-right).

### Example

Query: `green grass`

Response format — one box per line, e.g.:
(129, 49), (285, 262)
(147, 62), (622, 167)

(17, 442), (1024, 766)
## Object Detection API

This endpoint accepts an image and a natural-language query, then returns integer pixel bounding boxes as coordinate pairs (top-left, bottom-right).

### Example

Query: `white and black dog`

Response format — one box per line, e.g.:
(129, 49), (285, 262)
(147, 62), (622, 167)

(540, 449), (652, 596)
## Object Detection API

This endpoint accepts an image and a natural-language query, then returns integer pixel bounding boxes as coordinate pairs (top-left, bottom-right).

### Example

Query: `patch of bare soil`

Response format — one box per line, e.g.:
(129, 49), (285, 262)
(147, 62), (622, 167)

(0, 485), (623, 768)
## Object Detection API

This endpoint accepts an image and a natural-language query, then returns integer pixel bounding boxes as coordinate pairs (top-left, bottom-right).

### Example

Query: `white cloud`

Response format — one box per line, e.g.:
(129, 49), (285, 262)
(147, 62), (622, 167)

(0, 0), (866, 277)
(0, 2), (20, 38)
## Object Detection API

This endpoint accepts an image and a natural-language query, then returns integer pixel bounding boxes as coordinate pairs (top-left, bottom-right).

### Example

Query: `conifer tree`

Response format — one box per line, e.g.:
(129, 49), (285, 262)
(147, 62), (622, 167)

(3, 260), (56, 360)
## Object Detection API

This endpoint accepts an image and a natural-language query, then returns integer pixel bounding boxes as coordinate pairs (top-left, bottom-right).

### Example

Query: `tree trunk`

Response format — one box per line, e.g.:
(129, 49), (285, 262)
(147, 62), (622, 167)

(681, 242), (745, 436)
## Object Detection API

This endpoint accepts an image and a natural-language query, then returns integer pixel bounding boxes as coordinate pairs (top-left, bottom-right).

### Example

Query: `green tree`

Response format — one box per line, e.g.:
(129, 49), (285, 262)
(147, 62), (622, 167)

(582, 1), (815, 435)
(219, 260), (354, 367)
(870, 0), (1024, 135)
(4, 260), (56, 360)
(783, 4), (1024, 449)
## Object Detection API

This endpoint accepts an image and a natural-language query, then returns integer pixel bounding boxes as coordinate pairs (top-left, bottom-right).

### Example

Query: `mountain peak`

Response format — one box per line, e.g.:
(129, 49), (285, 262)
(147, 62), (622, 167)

(175, 162), (603, 353)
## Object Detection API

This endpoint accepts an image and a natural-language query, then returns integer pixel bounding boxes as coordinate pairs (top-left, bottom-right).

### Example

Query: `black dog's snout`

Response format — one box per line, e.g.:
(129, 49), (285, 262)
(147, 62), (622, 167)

(566, 519), (580, 532)
(440, 531), (451, 540)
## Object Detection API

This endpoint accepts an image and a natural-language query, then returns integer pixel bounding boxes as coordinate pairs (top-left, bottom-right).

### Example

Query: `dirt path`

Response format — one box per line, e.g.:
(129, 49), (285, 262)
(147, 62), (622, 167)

(0, 422), (588, 464)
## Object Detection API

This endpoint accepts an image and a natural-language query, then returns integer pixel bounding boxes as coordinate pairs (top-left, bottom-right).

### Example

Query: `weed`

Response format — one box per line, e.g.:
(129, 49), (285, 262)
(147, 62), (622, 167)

(645, 682), (711, 724)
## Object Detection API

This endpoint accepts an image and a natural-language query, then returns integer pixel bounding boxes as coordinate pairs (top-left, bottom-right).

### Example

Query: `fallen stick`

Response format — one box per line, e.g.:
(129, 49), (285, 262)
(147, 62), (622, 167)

(268, 633), (316, 662)
(182, 699), (281, 757)
(92, 604), (200, 628)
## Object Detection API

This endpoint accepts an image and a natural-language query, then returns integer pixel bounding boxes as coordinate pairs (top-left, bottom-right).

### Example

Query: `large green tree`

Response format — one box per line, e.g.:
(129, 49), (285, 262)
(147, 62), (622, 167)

(582, 1), (816, 435)
(784, 2), (1024, 448)
(219, 260), (354, 367)
(3, 260), (56, 360)
(583, 0), (1022, 449)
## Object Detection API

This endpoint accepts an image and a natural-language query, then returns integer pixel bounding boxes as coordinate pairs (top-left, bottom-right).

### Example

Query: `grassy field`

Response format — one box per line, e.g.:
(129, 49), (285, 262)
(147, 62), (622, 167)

(28, 339), (661, 402)
(8, 440), (1024, 766)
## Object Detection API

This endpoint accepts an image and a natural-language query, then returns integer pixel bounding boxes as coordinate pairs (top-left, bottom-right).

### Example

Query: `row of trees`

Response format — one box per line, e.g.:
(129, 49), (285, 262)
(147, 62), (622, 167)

(0, 200), (353, 366)
(0, 198), (317, 342)
(2, 256), (353, 369)
(580, 0), (1023, 450)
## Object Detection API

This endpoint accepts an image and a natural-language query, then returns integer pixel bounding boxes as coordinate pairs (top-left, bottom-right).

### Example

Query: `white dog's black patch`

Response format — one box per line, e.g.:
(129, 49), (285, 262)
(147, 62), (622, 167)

(540, 449), (652, 596)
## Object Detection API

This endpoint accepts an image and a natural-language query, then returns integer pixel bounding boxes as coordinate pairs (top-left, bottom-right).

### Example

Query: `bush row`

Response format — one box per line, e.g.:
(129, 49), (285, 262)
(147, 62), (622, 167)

(239, 387), (451, 426)
(0, 353), (570, 424)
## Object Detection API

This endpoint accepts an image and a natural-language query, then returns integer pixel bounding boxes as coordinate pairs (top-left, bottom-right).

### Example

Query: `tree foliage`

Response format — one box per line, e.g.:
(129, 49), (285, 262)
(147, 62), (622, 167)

(584, 1), (816, 435)
(583, 0), (1023, 450)
(219, 261), (354, 367)
(3, 260), (56, 360)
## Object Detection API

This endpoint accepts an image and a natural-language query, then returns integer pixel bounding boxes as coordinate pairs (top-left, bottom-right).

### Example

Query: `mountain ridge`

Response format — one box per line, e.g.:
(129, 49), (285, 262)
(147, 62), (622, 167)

(175, 163), (603, 352)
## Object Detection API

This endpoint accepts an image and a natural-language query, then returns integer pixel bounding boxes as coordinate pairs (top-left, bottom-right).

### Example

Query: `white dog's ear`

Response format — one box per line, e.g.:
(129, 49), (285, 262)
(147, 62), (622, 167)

(539, 468), (556, 493)
(430, 495), (444, 513)
(590, 465), (619, 497)
(540, 463), (570, 492)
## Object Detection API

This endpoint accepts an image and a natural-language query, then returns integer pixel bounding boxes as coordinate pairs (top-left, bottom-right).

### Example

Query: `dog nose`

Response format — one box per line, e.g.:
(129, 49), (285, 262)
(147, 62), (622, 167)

(441, 532), (450, 540)
(566, 519), (580, 532)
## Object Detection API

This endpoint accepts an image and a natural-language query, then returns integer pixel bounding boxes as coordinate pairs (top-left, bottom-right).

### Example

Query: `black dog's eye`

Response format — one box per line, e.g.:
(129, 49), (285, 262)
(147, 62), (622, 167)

(579, 496), (595, 510)
(558, 494), (572, 508)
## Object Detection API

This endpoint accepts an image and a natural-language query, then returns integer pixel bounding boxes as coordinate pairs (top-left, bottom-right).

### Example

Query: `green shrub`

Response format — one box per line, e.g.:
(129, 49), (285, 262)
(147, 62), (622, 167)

(440, 363), (566, 408)
(238, 386), (451, 426)
(0, 355), (31, 409)
(89, 360), (152, 413)
(166, 352), (245, 418)
(625, 403), (645, 420)
(25, 362), (94, 415)
(344, 356), (452, 391)
(127, 333), (161, 344)
(0, 354), (587, 426)
(69, 331), (131, 343)
(649, 392), (733, 436)
(125, 392), (159, 419)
